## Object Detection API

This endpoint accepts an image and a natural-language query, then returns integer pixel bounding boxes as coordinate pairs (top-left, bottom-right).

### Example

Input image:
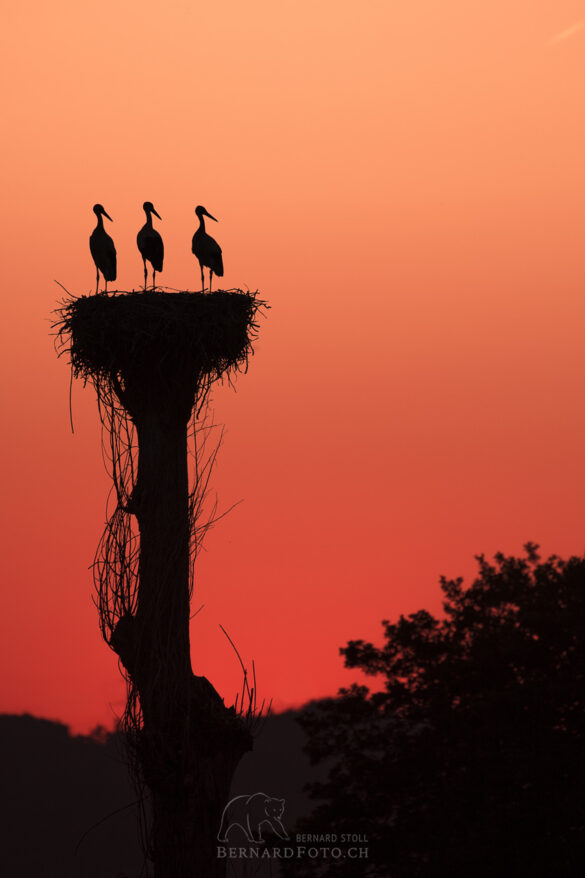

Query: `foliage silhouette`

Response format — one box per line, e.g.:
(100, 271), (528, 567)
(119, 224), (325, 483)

(285, 544), (585, 877)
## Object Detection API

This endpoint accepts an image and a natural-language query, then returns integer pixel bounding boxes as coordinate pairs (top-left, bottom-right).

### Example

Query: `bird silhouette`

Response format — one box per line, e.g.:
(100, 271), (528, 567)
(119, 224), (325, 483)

(137, 201), (164, 290)
(192, 205), (223, 293)
(89, 204), (117, 294)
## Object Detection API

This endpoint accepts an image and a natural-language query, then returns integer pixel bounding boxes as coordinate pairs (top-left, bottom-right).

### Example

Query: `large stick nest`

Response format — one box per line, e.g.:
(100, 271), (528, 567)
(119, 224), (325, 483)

(54, 289), (265, 388)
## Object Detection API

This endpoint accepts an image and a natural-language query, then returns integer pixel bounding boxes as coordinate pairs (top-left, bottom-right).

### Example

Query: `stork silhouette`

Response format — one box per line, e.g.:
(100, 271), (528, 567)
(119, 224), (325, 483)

(137, 201), (164, 290)
(192, 205), (223, 293)
(89, 204), (117, 294)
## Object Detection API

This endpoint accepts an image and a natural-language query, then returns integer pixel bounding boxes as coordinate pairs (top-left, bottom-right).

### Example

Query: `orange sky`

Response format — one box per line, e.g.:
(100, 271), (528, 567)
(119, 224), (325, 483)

(1, 1), (585, 732)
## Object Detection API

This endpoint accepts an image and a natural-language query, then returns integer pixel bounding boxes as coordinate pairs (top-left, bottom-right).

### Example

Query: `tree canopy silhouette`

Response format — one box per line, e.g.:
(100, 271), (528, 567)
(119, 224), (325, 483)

(287, 544), (585, 877)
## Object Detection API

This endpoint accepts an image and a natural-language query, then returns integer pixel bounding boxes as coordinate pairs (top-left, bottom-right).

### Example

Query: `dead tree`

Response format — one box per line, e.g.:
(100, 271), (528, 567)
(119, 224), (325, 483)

(54, 289), (266, 877)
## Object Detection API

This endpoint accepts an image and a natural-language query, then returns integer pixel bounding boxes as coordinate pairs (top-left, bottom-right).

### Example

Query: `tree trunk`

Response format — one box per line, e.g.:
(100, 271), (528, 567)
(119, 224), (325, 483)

(59, 291), (264, 877)
(112, 394), (251, 877)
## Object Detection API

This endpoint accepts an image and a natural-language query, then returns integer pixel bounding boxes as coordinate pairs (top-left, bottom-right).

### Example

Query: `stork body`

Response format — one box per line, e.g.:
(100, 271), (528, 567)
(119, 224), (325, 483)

(191, 205), (223, 293)
(137, 201), (164, 290)
(89, 204), (117, 294)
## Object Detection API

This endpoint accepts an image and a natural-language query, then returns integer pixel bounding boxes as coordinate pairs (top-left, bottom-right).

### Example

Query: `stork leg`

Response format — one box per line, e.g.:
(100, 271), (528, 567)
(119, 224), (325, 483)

(152, 269), (156, 291)
(200, 264), (205, 293)
(105, 279), (108, 294)
(143, 259), (148, 292)
(210, 271), (214, 294)
(96, 268), (99, 295)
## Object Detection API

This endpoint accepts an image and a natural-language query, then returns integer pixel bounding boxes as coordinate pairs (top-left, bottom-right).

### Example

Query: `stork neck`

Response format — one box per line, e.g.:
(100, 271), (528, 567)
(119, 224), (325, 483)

(96, 213), (104, 229)
(145, 211), (153, 228)
(198, 214), (206, 233)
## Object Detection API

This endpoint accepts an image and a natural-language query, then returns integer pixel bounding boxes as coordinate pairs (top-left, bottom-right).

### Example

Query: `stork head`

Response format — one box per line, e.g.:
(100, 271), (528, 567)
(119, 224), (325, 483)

(195, 205), (218, 222)
(93, 204), (113, 221)
(143, 201), (161, 219)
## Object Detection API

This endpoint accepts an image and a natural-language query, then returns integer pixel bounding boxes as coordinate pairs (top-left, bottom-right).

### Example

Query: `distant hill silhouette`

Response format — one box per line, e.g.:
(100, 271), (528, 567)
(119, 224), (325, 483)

(0, 711), (319, 877)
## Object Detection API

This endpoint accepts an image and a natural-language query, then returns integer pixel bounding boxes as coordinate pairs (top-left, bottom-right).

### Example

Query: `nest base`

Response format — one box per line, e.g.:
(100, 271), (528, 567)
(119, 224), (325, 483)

(55, 288), (264, 424)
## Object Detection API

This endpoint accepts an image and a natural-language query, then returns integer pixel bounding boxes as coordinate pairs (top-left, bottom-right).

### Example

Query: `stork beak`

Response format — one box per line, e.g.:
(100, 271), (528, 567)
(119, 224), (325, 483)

(152, 207), (162, 220)
(103, 210), (113, 222)
(204, 209), (218, 222)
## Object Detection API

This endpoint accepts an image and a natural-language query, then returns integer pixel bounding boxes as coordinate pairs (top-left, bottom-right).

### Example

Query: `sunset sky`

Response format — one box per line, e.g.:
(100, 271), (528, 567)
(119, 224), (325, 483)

(1, 1), (585, 733)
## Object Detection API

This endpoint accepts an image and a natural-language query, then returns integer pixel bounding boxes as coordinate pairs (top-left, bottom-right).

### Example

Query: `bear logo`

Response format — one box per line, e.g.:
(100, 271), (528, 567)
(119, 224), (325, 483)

(217, 792), (290, 843)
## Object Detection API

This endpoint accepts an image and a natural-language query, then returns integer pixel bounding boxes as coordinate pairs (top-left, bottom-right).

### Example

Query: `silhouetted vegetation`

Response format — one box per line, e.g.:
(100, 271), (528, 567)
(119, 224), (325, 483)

(0, 711), (312, 878)
(287, 544), (585, 877)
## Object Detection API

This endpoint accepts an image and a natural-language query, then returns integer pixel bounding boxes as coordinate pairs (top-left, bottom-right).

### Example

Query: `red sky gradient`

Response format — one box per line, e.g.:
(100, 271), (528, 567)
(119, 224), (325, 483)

(1, 1), (585, 732)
